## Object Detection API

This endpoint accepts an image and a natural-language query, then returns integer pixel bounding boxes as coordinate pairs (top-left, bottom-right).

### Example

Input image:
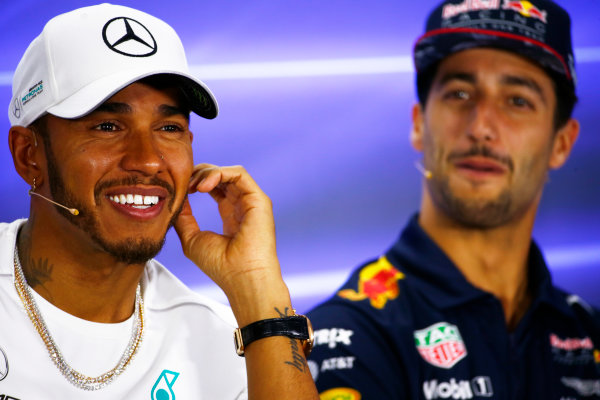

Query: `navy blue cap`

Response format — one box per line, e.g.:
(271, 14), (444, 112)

(413, 0), (576, 90)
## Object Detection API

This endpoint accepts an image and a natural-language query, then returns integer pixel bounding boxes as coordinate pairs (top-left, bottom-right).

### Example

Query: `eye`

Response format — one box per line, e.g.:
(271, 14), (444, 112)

(508, 96), (533, 109)
(444, 89), (471, 101)
(94, 121), (119, 132)
(160, 124), (183, 132)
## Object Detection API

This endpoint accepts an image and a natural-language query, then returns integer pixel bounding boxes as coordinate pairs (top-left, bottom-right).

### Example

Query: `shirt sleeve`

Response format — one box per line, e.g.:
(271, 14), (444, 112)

(308, 302), (408, 400)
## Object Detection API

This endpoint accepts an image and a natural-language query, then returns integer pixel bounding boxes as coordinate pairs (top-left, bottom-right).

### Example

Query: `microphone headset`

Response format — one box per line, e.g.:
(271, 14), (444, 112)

(414, 161), (433, 179)
(29, 178), (79, 216)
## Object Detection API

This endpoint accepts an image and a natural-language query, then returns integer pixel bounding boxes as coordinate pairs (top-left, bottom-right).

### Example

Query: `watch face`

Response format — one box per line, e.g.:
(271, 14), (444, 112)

(302, 315), (315, 357)
(233, 328), (245, 356)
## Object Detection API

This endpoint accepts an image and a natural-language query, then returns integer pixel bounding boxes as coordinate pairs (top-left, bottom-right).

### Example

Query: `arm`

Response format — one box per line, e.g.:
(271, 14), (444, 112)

(174, 164), (318, 400)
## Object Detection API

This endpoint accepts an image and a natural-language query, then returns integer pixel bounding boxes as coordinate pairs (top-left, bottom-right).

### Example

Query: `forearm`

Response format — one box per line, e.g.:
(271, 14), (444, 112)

(227, 276), (319, 400)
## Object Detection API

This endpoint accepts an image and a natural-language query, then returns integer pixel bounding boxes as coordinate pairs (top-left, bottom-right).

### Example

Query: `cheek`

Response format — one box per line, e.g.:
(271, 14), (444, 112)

(169, 150), (194, 189)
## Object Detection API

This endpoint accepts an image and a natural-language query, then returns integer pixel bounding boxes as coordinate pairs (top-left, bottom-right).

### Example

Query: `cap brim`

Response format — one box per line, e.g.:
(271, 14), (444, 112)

(414, 28), (572, 83)
(47, 68), (218, 120)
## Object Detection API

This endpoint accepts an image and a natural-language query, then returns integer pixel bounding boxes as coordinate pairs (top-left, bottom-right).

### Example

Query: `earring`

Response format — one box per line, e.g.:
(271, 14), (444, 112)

(160, 154), (164, 160)
(31, 177), (36, 193)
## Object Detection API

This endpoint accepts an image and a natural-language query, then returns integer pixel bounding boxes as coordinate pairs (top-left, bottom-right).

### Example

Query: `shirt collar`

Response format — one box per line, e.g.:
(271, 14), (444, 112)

(386, 213), (574, 318)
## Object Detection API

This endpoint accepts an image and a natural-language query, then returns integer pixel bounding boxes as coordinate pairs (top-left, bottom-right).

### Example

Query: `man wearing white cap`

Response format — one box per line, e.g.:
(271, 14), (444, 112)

(1, 4), (317, 399)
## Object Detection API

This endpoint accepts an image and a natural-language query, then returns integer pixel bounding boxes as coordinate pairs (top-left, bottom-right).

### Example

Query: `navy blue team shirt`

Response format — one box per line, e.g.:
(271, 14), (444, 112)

(307, 214), (600, 399)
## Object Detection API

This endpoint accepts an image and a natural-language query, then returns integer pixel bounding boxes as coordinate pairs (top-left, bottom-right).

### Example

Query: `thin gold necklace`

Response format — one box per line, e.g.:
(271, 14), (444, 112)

(13, 245), (144, 390)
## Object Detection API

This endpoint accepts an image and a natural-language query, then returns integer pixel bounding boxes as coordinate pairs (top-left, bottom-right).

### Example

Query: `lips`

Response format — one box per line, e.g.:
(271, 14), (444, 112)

(105, 187), (168, 219)
(454, 157), (508, 176)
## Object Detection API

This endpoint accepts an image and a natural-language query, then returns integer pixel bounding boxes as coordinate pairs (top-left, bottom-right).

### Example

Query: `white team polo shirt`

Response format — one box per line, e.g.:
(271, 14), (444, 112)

(0, 219), (247, 399)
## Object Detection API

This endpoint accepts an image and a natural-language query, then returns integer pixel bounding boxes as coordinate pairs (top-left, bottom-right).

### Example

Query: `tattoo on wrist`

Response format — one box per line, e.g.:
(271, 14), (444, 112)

(275, 307), (307, 373)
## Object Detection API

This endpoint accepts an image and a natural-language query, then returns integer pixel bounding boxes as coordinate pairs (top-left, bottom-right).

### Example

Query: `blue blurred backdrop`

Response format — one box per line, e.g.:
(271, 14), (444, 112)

(1, 1), (598, 312)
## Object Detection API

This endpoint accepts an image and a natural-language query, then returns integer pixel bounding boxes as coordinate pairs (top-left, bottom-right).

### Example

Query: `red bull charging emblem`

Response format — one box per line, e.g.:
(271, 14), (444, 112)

(337, 256), (404, 309)
(502, 0), (547, 23)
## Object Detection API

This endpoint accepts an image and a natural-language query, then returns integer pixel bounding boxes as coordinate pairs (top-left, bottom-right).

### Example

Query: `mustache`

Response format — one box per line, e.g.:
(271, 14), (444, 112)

(94, 176), (175, 201)
(447, 145), (514, 172)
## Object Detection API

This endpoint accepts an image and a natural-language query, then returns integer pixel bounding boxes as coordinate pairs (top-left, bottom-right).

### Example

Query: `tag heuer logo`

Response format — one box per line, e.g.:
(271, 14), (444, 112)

(414, 322), (467, 369)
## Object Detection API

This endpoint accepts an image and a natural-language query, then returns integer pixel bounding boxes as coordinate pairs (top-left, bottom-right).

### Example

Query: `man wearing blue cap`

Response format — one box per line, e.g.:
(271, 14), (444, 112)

(308, 1), (599, 398)
(1, 4), (317, 399)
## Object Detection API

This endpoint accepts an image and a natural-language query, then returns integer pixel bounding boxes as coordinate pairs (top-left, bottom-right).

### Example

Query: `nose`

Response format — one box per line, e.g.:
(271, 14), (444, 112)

(467, 100), (498, 143)
(120, 130), (165, 176)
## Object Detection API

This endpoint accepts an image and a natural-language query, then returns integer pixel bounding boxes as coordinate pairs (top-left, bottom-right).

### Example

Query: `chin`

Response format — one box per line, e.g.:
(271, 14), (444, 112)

(95, 235), (167, 265)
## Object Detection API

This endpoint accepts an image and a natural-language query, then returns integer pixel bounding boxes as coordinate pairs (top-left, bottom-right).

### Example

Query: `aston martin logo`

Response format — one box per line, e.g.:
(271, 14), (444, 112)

(102, 17), (157, 57)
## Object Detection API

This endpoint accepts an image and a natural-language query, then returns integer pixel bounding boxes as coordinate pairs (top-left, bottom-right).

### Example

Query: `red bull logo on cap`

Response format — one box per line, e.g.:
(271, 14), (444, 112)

(442, 0), (501, 19)
(337, 256), (404, 309)
(502, 0), (547, 23)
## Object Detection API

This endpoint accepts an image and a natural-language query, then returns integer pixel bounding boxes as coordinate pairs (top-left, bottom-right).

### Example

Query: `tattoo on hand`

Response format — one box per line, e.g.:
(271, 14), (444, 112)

(274, 307), (308, 373)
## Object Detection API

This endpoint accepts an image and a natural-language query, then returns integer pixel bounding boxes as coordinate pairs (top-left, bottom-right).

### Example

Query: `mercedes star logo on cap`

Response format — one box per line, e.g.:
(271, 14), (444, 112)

(12, 98), (21, 119)
(102, 17), (157, 57)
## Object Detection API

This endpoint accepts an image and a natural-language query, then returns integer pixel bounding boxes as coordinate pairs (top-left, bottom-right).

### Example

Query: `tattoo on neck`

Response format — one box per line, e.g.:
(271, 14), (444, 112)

(17, 225), (54, 300)
(24, 257), (54, 300)
(274, 307), (308, 373)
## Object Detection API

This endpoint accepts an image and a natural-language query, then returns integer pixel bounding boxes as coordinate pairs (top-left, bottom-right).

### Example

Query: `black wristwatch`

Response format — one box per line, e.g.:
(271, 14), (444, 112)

(234, 314), (314, 357)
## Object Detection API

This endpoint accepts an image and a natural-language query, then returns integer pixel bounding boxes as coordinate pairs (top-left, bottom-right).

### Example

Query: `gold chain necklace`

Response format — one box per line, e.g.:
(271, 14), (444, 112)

(13, 245), (144, 390)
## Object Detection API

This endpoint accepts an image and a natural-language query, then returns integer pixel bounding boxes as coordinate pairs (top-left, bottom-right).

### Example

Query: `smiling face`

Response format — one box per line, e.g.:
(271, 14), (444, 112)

(38, 78), (194, 264)
(412, 48), (578, 229)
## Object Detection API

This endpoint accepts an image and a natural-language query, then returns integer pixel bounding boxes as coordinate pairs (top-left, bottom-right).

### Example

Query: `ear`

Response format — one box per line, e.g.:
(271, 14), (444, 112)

(410, 103), (425, 152)
(548, 118), (579, 170)
(8, 126), (44, 186)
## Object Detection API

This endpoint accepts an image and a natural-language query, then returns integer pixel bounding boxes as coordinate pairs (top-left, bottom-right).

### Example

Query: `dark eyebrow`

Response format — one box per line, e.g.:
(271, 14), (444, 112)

(92, 102), (132, 114)
(436, 72), (476, 87)
(158, 104), (190, 122)
(500, 75), (547, 104)
(90, 102), (190, 122)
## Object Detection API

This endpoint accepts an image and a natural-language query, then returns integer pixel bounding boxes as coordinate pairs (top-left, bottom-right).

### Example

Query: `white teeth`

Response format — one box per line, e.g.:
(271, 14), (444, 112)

(109, 194), (160, 207)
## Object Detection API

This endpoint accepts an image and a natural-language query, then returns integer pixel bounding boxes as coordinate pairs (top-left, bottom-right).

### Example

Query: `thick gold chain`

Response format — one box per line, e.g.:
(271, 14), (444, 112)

(13, 246), (144, 390)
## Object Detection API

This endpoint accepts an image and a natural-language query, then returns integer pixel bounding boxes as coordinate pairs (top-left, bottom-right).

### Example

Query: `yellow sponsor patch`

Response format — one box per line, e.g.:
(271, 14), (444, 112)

(319, 387), (362, 400)
(338, 256), (404, 309)
(594, 349), (600, 364)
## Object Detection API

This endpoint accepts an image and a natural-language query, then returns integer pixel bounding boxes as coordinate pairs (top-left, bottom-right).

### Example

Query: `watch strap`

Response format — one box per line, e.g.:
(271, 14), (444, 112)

(234, 315), (312, 356)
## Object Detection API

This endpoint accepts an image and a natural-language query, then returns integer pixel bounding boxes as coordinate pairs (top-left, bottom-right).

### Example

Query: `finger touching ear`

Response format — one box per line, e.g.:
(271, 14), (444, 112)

(410, 103), (425, 152)
(549, 118), (579, 170)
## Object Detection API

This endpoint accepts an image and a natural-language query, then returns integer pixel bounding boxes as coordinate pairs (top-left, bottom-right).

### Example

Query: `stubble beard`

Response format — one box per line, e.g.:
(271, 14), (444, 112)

(429, 176), (513, 229)
(426, 144), (517, 229)
(44, 142), (183, 265)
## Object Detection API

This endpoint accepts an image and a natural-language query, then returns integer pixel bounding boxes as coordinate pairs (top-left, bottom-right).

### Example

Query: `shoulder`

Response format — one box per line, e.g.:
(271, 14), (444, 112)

(310, 255), (413, 329)
(0, 219), (26, 276)
(143, 260), (237, 329)
(307, 256), (417, 398)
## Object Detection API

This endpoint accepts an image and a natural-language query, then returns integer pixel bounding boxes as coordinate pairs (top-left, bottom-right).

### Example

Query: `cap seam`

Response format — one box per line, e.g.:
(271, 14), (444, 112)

(414, 26), (571, 81)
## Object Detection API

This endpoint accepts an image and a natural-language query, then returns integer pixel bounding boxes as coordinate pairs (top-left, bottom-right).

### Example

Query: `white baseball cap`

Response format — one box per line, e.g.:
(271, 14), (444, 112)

(9, 3), (218, 127)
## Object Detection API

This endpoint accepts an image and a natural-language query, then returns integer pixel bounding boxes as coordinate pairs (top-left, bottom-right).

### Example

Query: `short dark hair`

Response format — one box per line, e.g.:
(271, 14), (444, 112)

(416, 61), (578, 131)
